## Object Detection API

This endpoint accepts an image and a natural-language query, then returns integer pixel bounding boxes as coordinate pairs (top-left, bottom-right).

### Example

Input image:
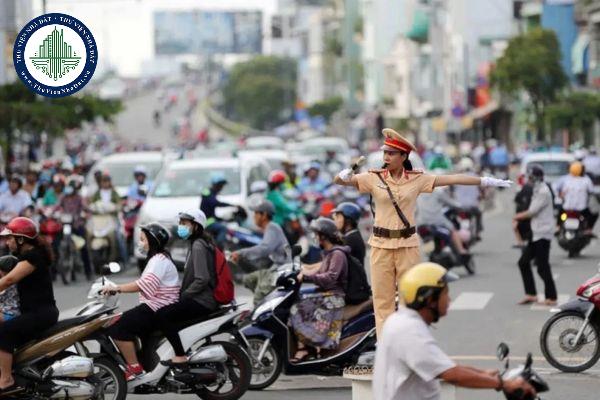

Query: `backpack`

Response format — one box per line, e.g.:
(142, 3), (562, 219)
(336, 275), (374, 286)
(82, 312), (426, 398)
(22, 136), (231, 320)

(336, 249), (371, 305)
(210, 245), (235, 304)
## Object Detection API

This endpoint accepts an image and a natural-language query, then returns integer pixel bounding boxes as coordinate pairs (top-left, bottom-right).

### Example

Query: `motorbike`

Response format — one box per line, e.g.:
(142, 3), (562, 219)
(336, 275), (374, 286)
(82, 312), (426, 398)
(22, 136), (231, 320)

(56, 211), (86, 285)
(72, 263), (253, 400)
(417, 223), (476, 275)
(446, 208), (480, 249)
(556, 209), (591, 258)
(496, 343), (549, 400)
(87, 201), (118, 274)
(121, 197), (144, 259)
(3, 300), (124, 399)
(239, 247), (376, 390)
(540, 264), (600, 373)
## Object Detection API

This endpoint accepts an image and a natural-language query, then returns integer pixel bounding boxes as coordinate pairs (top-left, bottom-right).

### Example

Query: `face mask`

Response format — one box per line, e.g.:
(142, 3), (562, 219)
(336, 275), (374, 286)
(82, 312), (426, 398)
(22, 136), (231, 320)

(64, 186), (74, 195)
(177, 225), (192, 240)
(137, 242), (148, 257)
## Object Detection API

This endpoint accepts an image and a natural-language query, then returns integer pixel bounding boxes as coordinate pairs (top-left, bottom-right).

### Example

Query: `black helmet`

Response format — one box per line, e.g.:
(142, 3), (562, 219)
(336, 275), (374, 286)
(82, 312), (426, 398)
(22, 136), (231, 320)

(141, 223), (170, 249)
(331, 202), (361, 222)
(309, 217), (339, 239)
(250, 199), (275, 217)
(0, 255), (18, 274)
(528, 164), (544, 181)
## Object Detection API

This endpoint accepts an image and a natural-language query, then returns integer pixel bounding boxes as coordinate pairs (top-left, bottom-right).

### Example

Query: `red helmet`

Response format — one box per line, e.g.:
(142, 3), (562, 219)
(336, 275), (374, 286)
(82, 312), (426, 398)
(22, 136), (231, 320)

(0, 217), (39, 239)
(268, 170), (286, 184)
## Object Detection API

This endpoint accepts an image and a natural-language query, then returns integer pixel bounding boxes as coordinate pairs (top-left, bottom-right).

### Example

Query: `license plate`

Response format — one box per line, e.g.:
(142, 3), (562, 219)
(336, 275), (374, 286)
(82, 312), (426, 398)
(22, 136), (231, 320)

(564, 218), (580, 230)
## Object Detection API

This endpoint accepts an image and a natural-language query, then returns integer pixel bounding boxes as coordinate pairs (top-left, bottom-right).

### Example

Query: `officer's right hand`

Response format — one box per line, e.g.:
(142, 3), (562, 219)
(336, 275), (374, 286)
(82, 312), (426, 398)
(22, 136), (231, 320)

(503, 377), (536, 398)
(337, 168), (353, 182)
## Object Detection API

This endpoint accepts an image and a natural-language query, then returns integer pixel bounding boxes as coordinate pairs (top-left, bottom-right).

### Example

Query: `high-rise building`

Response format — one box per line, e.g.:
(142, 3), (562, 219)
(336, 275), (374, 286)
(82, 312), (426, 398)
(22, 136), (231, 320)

(0, 0), (33, 84)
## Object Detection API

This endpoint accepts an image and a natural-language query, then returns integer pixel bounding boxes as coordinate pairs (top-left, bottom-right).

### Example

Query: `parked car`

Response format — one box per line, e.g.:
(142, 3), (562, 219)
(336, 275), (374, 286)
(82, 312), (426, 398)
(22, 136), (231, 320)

(518, 152), (574, 186)
(83, 151), (165, 198)
(134, 155), (271, 266)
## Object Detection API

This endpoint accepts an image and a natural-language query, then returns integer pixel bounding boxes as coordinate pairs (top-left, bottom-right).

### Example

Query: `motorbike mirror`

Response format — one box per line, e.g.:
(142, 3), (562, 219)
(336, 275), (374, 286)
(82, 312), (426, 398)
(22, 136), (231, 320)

(105, 262), (121, 274)
(525, 352), (533, 369)
(291, 244), (302, 258)
(496, 343), (509, 361)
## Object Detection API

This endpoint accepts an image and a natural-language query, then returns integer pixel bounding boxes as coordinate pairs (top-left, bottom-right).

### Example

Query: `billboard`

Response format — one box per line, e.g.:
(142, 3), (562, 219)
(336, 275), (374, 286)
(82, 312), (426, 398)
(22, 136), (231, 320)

(154, 10), (262, 55)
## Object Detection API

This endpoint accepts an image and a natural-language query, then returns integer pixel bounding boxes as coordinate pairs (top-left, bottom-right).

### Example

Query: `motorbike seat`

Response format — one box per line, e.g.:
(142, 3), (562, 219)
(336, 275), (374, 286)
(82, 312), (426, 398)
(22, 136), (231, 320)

(37, 315), (96, 339)
(147, 306), (234, 339)
(342, 298), (373, 322)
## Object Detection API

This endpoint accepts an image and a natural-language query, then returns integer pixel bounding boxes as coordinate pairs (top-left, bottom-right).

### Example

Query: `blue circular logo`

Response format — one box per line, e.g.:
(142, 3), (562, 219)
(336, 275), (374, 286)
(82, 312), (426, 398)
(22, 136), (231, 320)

(13, 13), (97, 98)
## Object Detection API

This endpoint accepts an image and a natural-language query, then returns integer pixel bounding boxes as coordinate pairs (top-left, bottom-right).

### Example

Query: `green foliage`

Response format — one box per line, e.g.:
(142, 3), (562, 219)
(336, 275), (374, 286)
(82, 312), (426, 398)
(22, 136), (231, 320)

(222, 56), (297, 130)
(307, 96), (343, 121)
(491, 28), (567, 139)
(546, 91), (600, 140)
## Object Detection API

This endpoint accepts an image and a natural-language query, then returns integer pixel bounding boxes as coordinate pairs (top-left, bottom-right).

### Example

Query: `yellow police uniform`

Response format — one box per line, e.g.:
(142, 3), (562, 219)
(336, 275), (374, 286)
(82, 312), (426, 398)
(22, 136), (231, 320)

(355, 129), (437, 337)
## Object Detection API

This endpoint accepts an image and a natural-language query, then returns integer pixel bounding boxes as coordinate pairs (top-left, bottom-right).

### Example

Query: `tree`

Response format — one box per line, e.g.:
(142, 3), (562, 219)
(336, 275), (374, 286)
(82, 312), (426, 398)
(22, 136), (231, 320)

(0, 81), (122, 172)
(491, 28), (567, 141)
(307, 97), (343, 121)
(222, 56), (297, 130)
(546, 91), (600, 145)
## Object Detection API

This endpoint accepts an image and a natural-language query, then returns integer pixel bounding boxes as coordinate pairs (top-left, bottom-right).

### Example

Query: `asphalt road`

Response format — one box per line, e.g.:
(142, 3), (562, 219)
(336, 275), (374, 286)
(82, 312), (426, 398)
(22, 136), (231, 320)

(50, 188), (600, 400)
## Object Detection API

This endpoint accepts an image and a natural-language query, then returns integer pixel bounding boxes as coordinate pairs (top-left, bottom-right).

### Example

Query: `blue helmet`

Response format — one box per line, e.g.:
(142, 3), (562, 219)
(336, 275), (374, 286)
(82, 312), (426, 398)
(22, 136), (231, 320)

(210, 172), (228, 185)
(331, 202), (361, 222)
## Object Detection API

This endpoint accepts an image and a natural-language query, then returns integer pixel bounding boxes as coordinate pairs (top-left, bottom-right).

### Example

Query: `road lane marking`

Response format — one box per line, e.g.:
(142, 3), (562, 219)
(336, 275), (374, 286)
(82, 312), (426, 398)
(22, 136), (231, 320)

(449, 292), (493, 310)
(530, 294), (570, 310)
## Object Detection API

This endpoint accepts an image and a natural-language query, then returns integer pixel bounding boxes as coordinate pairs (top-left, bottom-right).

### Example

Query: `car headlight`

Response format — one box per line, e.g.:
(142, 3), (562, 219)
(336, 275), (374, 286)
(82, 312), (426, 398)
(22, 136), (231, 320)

(582, 283), (600, 298)
(251, 296), (286, 321)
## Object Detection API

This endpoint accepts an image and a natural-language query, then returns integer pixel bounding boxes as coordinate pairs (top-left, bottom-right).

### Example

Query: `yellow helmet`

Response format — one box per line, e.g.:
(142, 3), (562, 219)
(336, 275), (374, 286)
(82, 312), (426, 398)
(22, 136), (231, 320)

(400, 262), (458, 309)
(569, 161), (584, 177)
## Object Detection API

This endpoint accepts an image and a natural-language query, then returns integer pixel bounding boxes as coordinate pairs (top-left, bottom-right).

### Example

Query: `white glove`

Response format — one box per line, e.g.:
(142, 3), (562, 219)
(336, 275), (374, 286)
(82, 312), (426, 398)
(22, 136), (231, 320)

(480, 177), (513, 188)
(337, 168), (354, 182)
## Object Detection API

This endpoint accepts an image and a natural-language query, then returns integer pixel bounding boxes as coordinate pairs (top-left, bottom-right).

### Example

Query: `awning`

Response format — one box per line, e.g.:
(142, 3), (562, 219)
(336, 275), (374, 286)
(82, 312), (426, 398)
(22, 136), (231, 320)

(468, 100), (499, 120)
(572, 32), (590, 75)
(406, 9), (429, 43)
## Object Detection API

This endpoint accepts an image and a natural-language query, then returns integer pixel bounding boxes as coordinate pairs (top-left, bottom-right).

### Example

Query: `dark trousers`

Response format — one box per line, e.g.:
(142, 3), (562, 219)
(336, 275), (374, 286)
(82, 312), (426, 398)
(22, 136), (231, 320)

(518, 239), (557, 300)
(155, 298), (214, 356)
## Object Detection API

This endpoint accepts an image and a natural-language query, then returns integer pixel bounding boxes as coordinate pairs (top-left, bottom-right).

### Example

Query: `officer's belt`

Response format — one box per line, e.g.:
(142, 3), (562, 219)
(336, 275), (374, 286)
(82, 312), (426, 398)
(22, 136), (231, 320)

(373, 226), (416, 239)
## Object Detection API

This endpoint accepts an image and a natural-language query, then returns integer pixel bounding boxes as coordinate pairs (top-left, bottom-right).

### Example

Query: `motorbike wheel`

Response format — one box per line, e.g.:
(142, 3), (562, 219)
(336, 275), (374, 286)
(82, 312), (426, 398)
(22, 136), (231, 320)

(92, 357), (127, 400)
(58, 242), (75, 285)
(195, 341), (252, 400)
(540, 310), (600, 373)
(246, 337), (282, 390)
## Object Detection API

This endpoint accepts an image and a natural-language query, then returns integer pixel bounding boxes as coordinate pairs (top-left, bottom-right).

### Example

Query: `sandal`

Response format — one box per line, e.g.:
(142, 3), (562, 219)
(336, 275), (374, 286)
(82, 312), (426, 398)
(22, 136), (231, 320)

(290, 349), (310, 364)
(517, 296), (537, 305)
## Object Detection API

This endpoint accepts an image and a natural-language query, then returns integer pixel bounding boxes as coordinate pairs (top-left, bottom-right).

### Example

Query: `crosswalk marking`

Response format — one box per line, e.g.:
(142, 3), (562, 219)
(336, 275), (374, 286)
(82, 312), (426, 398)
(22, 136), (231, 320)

(449, 292), (493, 311)
(530, 294), (570, 311)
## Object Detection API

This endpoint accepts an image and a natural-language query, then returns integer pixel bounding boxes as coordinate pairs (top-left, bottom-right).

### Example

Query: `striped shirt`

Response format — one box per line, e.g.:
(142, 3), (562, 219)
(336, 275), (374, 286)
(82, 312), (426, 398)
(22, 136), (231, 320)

(136, 254), (180, 311)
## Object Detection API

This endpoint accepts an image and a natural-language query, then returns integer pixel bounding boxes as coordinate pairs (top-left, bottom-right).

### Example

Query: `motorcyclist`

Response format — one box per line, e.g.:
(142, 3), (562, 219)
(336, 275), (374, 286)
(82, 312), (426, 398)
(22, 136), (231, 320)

(331, 202), (366, 265)
(416, 171), (472, 263)
(281, 159), (301, 190)
(426, 145), (452, 171)
(556, 161), (597, 235)
(200, 172), (240, 249)
(583, 149), (600, 229)
(373, 262), (535, 400)
(297, 161), (330, 195)
(23, 169), (41, 202)
(42, 174), (66, 207)
(0, 176), (32, 217)
(452, 157), (483, 238)
(127, 165), (151, 202)
(266, 170), (302, 227)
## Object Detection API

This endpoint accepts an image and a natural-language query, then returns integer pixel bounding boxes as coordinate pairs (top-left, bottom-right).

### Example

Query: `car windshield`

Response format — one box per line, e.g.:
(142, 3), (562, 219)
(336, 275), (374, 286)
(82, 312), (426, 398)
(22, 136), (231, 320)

(527, 160), (570, 177)
(90, 161), (163, 187)
(152, 166), (241, 198)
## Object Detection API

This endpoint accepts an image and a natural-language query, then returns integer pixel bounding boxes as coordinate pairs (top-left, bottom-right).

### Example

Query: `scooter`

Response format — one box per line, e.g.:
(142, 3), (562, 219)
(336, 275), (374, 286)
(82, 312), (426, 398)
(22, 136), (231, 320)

(540, 263), (600, 373)
(121, 197), (144, 258)
(556, 209), (591, 258)
(418, 224), (475, 275)
(56, 211), (86, 285)
(4, 301), (124, 399)
(72, 263), (253, 400)
(87, 201), (118, 274)
(239, 247), (376, 390)
(447, 208), (480, 248)
(496, 343), (549, 400)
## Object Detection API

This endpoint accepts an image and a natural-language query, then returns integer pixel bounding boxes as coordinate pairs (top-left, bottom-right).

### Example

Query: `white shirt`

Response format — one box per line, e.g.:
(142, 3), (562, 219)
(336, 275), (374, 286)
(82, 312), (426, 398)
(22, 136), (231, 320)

(560, 175), (594, 211)
(583, 155), (600, 176)
(0, 190), (32, 215)
(373, 307), (456, 400)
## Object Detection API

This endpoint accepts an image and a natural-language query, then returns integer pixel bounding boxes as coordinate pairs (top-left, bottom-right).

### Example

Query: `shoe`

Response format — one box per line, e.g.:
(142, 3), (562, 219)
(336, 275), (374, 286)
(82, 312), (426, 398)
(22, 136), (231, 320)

(517, 296), (537, 305)
(124, 363), (145, 381)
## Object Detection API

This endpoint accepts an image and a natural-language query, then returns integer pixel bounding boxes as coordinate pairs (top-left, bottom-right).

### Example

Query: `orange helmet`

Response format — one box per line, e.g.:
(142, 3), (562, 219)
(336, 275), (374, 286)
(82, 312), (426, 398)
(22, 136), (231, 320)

(268, 170), (286, 184)
(569, 162), (584, 177)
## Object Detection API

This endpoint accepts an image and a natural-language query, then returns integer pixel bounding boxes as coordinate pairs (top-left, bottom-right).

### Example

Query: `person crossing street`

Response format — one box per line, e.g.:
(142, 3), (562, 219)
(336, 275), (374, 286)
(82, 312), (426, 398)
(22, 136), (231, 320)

(334, 128), (511, 336)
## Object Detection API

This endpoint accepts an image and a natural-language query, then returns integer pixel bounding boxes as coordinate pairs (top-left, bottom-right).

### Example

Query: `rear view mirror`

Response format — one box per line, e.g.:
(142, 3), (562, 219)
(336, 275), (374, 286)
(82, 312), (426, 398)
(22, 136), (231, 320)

(107, 262), (121, 274)
(497, 343), (509, 361)
(291, 245), (302, 257)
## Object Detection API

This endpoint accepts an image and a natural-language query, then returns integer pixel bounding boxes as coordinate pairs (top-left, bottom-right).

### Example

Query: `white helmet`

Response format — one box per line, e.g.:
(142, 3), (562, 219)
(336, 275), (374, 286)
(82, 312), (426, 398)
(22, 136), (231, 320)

(178, 209), (207, 228)
(458, 157), (474, 172)
(134, 165), (148, 176)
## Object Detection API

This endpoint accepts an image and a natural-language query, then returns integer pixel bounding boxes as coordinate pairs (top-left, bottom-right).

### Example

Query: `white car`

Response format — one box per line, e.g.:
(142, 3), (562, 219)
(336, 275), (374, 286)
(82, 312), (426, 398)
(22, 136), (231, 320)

(289, 137), (351, 165)
(366, 150), (426, 171)
(518, 152), (574, 186)
(237, 149), (288, 170)
(244, 136), (284, 150)
(84, 152), (165, 198)
(134, 155), (271, 265)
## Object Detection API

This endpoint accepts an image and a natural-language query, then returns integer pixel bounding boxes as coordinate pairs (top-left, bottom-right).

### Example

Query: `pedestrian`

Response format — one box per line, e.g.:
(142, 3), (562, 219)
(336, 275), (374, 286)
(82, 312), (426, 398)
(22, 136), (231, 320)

(373, 262), (535, 400)
(334, 128), (511, 336)
(513, 164), (558, 306)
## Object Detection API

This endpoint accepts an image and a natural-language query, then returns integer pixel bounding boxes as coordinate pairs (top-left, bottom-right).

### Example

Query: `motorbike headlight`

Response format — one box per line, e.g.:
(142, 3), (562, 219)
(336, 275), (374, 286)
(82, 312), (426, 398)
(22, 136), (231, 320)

(251, 296), (286, 321)
(582, 282), (600, 298)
